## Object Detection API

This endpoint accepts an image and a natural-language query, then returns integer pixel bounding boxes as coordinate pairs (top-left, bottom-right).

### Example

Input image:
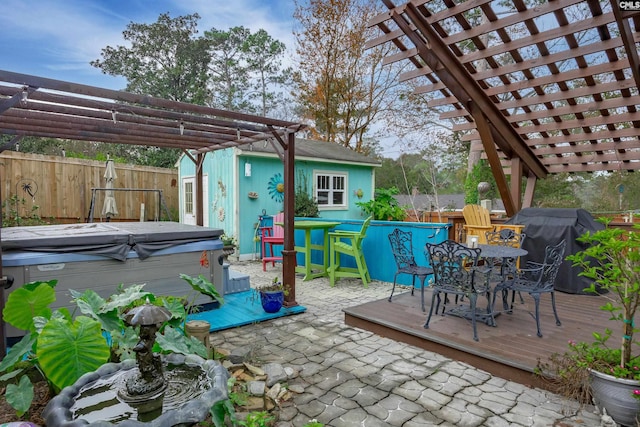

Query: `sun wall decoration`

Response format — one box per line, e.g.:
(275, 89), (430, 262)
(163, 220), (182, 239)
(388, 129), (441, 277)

(267, 173), (285, 203)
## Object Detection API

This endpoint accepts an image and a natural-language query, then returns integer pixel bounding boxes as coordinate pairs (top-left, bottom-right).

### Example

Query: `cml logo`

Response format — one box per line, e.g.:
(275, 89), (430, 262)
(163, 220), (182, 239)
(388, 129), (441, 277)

(619, 0), (640, 10)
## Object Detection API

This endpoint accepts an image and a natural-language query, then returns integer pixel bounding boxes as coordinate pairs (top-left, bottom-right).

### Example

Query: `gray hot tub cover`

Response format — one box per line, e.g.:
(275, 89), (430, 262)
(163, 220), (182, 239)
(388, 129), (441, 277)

(1, 222), (223, 261)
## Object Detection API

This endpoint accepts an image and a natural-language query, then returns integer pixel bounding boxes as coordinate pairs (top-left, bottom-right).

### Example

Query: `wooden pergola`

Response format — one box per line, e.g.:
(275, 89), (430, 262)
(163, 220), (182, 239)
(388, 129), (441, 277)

(0, 70), (306, 354)
(368, 0), (640, 215)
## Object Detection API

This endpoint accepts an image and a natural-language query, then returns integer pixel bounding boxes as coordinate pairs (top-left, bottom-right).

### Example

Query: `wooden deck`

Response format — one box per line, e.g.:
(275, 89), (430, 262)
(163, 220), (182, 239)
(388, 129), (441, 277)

(344, 289), (611, 390)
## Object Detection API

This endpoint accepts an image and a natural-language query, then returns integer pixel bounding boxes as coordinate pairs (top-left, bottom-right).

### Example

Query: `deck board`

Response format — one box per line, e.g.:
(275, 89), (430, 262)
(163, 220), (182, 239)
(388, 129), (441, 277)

(188, 290), (307, 331)
(344, 289), (613, 388)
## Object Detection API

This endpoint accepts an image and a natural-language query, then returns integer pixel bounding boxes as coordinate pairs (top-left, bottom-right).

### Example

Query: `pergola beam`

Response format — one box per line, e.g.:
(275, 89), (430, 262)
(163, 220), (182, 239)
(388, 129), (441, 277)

(0, 70), (308, 356)
(470, 102), (517, 215)
(611, 1), (640, 91)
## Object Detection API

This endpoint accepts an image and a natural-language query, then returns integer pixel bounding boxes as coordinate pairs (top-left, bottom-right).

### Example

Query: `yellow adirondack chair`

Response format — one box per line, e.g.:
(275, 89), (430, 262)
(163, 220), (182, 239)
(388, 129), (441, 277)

(463, 204), (493, 244)
(462, 204), (524, 244)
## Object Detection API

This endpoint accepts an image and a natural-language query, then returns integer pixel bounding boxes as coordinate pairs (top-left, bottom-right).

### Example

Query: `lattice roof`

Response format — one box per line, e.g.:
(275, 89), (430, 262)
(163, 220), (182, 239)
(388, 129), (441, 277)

(368, 0), (640, 213)
(0, 70), (305, 155)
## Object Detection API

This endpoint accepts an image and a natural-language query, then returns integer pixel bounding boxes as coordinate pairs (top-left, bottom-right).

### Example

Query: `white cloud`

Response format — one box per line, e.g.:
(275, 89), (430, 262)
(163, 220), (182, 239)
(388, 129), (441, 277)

(0, 0), (297, 87)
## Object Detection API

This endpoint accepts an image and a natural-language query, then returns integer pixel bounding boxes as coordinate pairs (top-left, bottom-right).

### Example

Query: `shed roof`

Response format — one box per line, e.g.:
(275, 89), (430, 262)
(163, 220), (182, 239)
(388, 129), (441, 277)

(235, 138), (381, 166)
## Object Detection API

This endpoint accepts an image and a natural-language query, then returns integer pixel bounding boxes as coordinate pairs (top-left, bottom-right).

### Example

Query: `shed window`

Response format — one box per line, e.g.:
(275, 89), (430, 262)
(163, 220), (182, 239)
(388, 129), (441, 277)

(315, 172), (346, 207)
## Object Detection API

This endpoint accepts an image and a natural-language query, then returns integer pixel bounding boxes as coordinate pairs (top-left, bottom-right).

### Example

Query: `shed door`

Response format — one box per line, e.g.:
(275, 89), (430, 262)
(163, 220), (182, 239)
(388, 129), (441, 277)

(182, 176), (209, 226)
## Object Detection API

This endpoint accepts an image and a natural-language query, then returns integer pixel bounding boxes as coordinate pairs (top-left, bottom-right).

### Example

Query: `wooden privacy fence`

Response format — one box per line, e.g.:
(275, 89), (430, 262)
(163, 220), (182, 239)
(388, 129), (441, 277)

(0, 151), (178, 224)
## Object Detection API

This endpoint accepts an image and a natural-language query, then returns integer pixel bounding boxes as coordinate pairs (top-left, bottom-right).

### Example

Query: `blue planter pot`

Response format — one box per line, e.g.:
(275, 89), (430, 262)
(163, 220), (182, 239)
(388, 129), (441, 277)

(260, 290), (284, 313)
(590, 369), (640, 426)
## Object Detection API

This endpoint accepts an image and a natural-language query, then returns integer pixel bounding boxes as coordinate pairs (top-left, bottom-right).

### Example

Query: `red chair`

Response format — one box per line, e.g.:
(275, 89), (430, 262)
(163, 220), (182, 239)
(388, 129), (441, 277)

(261, 212), (285, 271)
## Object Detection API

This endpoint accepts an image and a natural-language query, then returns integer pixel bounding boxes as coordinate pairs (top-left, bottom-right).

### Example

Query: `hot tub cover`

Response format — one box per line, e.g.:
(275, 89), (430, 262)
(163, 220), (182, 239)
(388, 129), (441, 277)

(505, 208), (605, 294)
(1, 222), (223, 261)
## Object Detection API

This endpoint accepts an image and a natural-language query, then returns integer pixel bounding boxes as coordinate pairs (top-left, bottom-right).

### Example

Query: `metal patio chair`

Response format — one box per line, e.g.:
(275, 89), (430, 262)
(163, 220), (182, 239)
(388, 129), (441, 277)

(491, 239), (566, 337)
(425, 240), (488, 341)
(485, 229), (526, 275)
(387, 228), (433, 312)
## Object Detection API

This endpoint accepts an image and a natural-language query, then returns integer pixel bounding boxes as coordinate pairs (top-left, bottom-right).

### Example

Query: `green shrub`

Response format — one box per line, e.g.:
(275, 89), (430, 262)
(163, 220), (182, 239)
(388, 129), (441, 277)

(356, 187), (407, 221)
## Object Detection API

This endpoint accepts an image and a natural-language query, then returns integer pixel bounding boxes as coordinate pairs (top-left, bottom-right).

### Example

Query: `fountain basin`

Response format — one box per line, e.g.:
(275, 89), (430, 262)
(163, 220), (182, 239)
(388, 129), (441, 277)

(43, 353), (229, 427)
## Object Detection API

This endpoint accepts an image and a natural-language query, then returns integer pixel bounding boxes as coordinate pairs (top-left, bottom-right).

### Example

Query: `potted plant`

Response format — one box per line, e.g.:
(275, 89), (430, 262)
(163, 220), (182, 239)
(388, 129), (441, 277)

(537, 221), (640, 426)
(221, 234), (237, 260)
(252, 277), (289, 313)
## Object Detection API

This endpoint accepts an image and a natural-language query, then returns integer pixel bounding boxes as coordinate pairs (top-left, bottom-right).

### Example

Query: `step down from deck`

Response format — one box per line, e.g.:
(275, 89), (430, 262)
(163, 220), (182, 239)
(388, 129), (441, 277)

(223, 263), (251, 294)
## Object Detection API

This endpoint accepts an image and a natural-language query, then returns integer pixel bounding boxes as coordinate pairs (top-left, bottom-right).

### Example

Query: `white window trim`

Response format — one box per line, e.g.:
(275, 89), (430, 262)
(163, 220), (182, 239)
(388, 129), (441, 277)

(313, 170), (348, 210)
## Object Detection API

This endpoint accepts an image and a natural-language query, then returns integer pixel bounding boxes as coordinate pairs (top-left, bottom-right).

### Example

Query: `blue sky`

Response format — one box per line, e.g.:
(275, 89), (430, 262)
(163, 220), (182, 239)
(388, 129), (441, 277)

(0, 0), (401, 157)
(0, 0), (297, 90)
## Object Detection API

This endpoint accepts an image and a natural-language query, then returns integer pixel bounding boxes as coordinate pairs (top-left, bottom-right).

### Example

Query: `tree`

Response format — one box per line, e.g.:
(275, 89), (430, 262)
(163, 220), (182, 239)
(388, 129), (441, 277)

(91, 13), (211, 104)
(532, 173), (582, 209)
(204, 26), (293, 117)
(292, 0), (403, 153)
(244, 29), (291, 117)
(464, 160), (498, 205)
(205, 26), (252, 112)
(376, 130), (467, 196)
(90, 13), (211, 168)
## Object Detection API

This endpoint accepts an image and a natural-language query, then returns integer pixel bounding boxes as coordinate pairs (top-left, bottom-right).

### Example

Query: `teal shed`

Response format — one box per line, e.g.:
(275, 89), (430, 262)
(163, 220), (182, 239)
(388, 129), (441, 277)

(177, 138), (381, 260)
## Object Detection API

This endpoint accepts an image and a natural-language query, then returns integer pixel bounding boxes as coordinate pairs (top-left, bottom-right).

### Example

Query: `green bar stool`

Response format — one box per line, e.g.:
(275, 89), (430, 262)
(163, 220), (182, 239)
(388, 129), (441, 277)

(327, 216), (372, 287)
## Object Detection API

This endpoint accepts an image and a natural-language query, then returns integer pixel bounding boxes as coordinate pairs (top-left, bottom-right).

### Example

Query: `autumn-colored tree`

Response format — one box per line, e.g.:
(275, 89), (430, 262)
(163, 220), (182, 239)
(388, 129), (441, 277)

(292, 0), (403, 153)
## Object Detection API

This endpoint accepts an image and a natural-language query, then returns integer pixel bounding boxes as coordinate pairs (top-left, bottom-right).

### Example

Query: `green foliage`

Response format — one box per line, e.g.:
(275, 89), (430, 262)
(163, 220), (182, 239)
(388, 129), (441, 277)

(91, 13), (211, 104)
(538, 223), (640, 404)
(238, 411), (275, 427)
(295, 170), (319, 217)
(532, 173), (581, 208)
(210, 399), (237, 427)
(221, 234), (237, 246)
(155, 325), (208, 359)
(206, 26), (291, 116)
(37, 316), (111, 391)
(0, 273), (224, 416)
(464, 160), (497, 205)
(1, 195), (52, 227)
(5, 375), (33, 417)
(356, 187), (408, 221)
(137, 146), (182, 169)
(3, 280), (57, 331)
(564, 222), (640, 376)
(180, 273), (224, 308)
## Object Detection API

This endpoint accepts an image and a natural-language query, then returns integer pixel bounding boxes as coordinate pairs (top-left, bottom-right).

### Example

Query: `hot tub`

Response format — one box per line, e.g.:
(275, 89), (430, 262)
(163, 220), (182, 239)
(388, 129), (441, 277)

(2, 222), (224, 339)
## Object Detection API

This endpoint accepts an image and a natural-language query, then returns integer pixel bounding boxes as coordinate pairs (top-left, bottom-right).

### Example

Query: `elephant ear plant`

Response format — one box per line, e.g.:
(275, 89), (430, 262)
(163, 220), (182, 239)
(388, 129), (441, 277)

(0, 274), (213, 418)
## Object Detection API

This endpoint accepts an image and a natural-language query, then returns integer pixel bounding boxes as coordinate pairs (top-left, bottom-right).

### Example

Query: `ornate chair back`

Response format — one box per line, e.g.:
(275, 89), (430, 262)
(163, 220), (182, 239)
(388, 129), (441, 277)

(387, 228), (433, 311)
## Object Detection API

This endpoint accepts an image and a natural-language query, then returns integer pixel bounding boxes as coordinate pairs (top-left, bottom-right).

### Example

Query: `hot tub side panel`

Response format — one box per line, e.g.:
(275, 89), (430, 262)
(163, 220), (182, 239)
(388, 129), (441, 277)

(3, 241), (224, 339)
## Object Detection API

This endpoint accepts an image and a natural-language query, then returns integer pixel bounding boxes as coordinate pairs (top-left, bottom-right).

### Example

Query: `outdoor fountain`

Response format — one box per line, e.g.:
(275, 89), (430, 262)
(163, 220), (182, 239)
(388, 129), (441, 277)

(43, 302), (229, 427)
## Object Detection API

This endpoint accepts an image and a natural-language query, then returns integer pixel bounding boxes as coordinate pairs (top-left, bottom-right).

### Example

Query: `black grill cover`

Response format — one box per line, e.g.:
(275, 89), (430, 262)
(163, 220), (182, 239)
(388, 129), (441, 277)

(506, 208), (605, 294)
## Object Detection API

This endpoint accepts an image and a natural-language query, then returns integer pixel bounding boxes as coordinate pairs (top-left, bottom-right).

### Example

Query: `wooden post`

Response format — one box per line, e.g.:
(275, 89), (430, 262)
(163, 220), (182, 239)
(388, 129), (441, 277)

(282, 132), (297, 307)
